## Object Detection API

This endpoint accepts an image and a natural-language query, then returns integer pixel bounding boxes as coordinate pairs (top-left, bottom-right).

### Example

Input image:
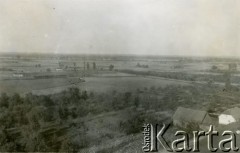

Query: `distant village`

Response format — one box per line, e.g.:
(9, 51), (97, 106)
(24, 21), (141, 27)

(12, 61), (115, 80)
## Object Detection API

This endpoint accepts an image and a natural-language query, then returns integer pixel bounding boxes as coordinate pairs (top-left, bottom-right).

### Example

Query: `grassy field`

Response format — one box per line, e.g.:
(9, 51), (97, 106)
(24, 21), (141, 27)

(1, 74), (193, 95)
(0, 54), (237, 96)
(0, 78), (76, 95)
(81, 75), (191, 92)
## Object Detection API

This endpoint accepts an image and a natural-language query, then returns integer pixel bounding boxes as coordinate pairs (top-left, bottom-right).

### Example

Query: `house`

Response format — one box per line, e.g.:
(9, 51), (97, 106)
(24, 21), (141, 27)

(219, 107), (240, 125)
(13, 73), (24, 78)
(219, 114), (236, 125)
(172, 107), (212, 129)
(56, 68), (63, 72)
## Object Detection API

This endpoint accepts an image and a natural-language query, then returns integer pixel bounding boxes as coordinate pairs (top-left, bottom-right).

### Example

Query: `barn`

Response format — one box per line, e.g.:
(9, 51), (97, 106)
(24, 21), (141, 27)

(219, 107), (240, 125)
(172, 107), (212, 129)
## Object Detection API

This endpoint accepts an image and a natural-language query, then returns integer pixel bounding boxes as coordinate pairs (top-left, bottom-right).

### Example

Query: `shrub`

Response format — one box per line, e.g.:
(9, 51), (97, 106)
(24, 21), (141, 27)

(120, 111), (145, 135)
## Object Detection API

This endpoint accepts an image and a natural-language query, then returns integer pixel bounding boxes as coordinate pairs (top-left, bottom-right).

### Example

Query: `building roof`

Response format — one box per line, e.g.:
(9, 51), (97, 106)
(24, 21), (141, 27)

(222, 107), (240, 121)
(219, 114), (236, 125)
(173, 107), (208, 124)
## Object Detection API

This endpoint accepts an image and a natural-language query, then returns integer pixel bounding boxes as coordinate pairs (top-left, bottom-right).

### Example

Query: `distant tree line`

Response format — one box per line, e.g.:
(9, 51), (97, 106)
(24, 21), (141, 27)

(136, 63), (149, 68)
(119, 69), (240, 84)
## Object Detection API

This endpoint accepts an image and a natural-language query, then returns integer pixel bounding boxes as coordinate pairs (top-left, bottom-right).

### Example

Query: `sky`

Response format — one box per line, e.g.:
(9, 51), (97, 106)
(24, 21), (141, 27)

(0, 0), (239, 56)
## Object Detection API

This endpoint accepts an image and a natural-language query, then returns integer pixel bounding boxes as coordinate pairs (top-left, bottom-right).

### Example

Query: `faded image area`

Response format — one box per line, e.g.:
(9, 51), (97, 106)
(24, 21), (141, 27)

(0, 0), (239, 152)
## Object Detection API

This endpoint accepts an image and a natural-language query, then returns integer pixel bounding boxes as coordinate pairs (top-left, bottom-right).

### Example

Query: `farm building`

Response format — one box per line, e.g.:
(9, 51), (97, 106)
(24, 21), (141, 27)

(172, 107), (212, 129)
(56, 68), (63, 72)
(13, 73), (24, 78)
(12, 72), (69, 79)
(13, 73), (33, 79)
(219, 107), (240, 125)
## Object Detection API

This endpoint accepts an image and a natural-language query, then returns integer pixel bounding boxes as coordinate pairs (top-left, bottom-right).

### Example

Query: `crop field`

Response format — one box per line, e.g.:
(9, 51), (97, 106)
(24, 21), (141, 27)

(3, 73), (192, 95)
(81, 75), (192, 92)
(0, 54), (240, 152)
(0, 77), (79, 95)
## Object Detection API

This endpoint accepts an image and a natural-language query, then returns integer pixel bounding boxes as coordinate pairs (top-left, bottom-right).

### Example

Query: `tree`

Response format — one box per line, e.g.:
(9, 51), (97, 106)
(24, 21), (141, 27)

(69, 88), (80, 101)
(86, 62), (90, 70)
(73, 62), (77, 72)
(120, 111), (145, 135)
(134, 96), (140, 107)
(224, 72), (231, 90)
(42, 96), (54, 107)
(58, 106), (69, 120)
(93, 62), (96, 70)
(10, 93), (23, 106)
(124, 92), (132, 104)
(81, 91), (88, 100)
(27, 112), (41, 131)
(211, 65), (218, 71)
(0, 93), (9, 108)
(109, 64), (114, 71)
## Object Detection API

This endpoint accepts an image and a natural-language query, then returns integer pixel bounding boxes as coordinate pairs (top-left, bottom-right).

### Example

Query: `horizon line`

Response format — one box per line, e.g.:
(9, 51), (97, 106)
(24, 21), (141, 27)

(0, 51), (240, 59)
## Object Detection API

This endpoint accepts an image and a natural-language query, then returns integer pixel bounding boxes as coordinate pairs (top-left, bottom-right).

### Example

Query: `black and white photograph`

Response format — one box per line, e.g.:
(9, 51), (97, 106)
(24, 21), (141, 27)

(0, 0), (239, 152)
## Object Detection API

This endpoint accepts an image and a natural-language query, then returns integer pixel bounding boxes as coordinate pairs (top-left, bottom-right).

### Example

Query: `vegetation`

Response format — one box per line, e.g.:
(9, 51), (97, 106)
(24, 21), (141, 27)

(0, 88), (91, 152)
(109, 64), (114, 71)
(0, 83), (221, 152)
(181, 121), (200, 134)
(119, 110), (159, 135)
(119, 69), (240, 84)
(136, 63), (149, 68)
(93, 62), (96, 70)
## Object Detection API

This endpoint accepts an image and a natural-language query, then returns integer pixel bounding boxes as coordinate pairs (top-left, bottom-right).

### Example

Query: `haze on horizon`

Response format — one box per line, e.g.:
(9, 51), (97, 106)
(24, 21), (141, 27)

(0, 0), (239, 57)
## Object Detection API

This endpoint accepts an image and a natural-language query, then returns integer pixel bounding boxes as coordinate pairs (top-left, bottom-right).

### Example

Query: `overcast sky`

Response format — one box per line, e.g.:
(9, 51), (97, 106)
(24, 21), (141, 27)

(0, 0), (239, 56)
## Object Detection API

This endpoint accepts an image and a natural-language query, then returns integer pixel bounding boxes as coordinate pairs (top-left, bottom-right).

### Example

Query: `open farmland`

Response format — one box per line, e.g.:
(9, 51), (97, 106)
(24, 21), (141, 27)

(0, 78), (78, 95)
(31, 75), (192, 95)
(0, 54), (240, 152)
(1, 54), (239, 96)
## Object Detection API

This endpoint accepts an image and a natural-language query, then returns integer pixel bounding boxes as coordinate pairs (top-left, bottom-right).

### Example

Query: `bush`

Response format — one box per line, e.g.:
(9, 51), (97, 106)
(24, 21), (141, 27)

(0, 93), (9, 108)
(119, 111), (146, 135)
